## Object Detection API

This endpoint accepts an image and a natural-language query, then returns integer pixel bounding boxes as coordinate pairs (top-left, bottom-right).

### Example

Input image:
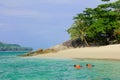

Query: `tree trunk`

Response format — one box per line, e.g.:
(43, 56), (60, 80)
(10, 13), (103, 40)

(83, 37), (89, 47)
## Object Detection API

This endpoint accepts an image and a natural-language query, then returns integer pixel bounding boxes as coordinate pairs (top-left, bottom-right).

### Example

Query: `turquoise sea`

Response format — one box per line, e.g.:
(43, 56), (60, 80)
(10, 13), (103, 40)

(0, 52), (120, 80)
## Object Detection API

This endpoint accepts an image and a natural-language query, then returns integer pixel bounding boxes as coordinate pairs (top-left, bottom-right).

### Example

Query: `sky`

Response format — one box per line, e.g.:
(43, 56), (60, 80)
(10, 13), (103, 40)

(0, 0), (115, 50)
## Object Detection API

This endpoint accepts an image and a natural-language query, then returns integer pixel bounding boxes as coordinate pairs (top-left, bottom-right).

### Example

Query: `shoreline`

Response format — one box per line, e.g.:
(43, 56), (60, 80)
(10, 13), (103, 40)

(30, 56), (120, 61)
(32, 44), (120, 60)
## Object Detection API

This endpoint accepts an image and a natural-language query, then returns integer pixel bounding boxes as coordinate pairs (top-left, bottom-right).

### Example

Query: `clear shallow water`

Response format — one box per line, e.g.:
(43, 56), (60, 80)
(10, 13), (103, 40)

(0, 52), (120, 80)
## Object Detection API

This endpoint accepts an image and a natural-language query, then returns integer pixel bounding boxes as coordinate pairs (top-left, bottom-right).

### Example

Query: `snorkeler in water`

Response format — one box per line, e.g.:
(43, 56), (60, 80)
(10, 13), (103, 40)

(74, 65), (82, 69)
(86, 64), (94, 68)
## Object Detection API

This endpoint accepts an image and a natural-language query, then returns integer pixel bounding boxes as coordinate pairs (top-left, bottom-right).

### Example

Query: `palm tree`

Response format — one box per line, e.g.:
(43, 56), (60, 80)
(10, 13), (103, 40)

(73, 13), (89, 46)
(75, 21), (89, 46)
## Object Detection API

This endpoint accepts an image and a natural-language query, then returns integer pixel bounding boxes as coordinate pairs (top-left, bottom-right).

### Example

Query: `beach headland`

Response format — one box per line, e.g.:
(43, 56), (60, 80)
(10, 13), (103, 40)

(32, 44), (120, 60)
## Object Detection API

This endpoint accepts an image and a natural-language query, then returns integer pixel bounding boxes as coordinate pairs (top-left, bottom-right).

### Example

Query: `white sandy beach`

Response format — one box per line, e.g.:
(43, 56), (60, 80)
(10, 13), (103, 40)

(34, 44), (120, 60)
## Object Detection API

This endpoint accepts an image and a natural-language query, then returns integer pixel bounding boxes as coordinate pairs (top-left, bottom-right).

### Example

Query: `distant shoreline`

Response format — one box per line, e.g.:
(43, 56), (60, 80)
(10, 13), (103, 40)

(0, 51), (30, 52)
(32, 44), (120, 60)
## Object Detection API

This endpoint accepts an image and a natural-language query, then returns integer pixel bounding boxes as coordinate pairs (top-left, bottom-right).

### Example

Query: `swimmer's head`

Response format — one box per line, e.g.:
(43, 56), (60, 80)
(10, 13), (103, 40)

(74, 65), (76, 67)
(86, 64), (92, 66)
(86, 64), (94, 68)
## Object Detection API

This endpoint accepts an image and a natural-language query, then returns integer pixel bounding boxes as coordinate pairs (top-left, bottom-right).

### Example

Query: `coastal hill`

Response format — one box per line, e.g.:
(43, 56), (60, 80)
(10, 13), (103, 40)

(0, 42), (33, 51)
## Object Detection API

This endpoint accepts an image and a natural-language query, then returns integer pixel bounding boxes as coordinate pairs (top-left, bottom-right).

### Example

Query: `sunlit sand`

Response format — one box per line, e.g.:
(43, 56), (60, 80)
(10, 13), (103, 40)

(34, 44), (120, 60)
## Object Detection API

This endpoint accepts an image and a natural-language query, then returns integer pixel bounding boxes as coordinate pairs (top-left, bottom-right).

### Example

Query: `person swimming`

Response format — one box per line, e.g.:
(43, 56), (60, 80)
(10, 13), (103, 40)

(86, 64), (94, 68)
(74, 65), (82, 69)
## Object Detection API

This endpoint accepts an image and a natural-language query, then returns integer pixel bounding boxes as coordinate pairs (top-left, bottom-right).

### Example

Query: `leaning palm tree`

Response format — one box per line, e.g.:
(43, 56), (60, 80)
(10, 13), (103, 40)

(75, 20), (89, 47)
(67, 13), (89, 47)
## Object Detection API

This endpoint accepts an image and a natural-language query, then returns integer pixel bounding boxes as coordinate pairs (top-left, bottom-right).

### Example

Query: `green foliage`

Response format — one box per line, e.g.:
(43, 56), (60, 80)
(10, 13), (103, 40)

(67, 0), (120, 46)
(67, 24), (80, 40)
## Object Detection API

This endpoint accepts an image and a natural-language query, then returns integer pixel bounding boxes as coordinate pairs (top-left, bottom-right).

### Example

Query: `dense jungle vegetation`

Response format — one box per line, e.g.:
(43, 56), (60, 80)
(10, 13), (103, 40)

(67, 0), (120, 47)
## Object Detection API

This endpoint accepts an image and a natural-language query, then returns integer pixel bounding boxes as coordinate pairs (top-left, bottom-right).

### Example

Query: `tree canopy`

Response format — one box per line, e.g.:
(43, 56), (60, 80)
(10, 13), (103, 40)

(67, 0), (120, 47)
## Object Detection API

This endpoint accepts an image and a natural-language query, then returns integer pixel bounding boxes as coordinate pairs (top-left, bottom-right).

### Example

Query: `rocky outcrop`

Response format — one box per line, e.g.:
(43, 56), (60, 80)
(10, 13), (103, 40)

(20, 38), (86, 57)
(19, 48), (58, 57)
(49, 38), (85, 50)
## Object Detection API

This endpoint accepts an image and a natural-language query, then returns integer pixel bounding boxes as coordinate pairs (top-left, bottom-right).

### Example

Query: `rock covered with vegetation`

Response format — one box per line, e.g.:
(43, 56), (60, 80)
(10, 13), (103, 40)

(20, 39), (89, 57)
(0, 42), (33, 51)
(20, 48), (58, 57)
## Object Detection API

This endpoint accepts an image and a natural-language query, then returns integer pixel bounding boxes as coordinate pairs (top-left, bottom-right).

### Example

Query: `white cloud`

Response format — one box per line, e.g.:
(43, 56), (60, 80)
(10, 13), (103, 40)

(0, 7), (74, 19)
(0, 0), (117, 8)
(0, 23), (7, 27)
(0, 0), (27, 7)
(0, 8), (40, 17)
(38, 0), (77, 4)
(0, 0), (78, 7)
(0, 23), (4, 26)
(0, 23), (9, 31)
